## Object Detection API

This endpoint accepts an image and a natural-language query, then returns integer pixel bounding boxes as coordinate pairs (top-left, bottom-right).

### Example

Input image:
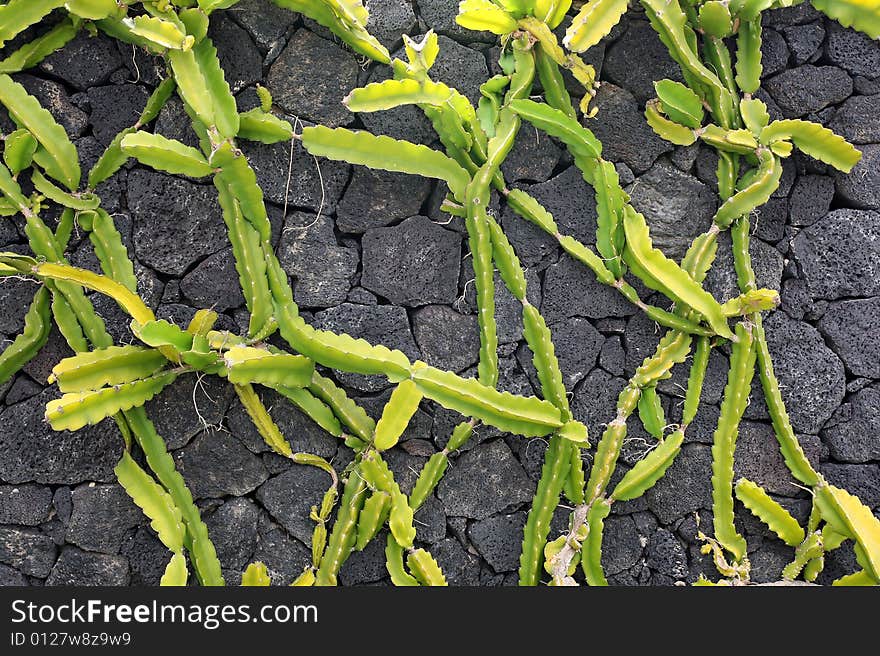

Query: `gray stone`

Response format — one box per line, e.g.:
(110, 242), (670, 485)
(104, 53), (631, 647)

(571, 369), (627, 440)
(0, 279), (38, 335)
(180, 247), (246, 312)
(603, 21), (684, 105)
(501, 129), (562, 184)
(46, 546), (128, 586)
(120, 526), (168, 586)
(545, 317), (603, 389)
(646, 528), (688, 582)
(175, 429), (269, 499)
(764, 311), (845, 435)
(252, 522), (311, 586)
(431, 537), (480, 586)
(0, 563), (27, 586)
(761, 29), (790, 78)
(437, 440), (533, 520)
(361, 216), (461, 306)
(361, 62), (435, 145)
(67, 484), (143, 554)
(208, 13), (262, 93)
(590, 83), (672, 174)
(366, 0), (417, 49)
(0, 526), (56, 577)
(829, 95), (880, 144)
(129, 170), (227, 276)
(541, 254), (635, 323)
(734, 421), (821, 497)
(820, 463), (880, 510)
(17, 74), (88, 138)
(412, 305), (479, 373)
(646, 443), (713, 524)
(229, 0), (299, 52)
(278, 217), (358, 309)
(0, 390), (122, 485)
(601, 514), (644, 576)
(256, 466), (333, 544)
(40, 32), (122, 90)
(822, 387), (880, 464)
(339, 533), (387, 585)
(819, 297), (880, 378)
(87, 84), (150, 145)
(0, 484), (53, 525)
(144, 375), (233, 450)
(835, 144), (880, 209)
(825, 23), (880, 78)
(765, 65), (853, 118)
(791, 209), (880, 300)
(782, 22), (824, 65)
(629, 159), (718, 260)
(418, 2), (493, 43)
(414, 495), (446, 545)
(205, 498), (260, 574)
(468, 511), (527, 573)
(705, 234), (784, 303)
(267, 29), (358, 126)
(241, 136), (350, 212)
(312, 303), (420, 392)
(337, 169), (432, 234)
(788, 174), (835, 227)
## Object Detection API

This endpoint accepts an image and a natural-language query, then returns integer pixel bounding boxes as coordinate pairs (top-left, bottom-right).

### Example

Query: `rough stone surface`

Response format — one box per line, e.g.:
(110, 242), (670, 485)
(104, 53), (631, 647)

(829, 95), (880, 144)
(765, 65), (853, 118)
(468, 512), (526, 573)
(180, 248), (246, 312)
(66, 484), (143, 554)
(822, 387), (880, 463)
(437, 441), (533, 520)
(0, 485), (52, 526)
(791, 209), (880, 300)
(834, 144), (880, 209)
(825, 23), (880, 78)
(603, 21), (683, 105)
(361, 216), (461, 306)
(412, 305), (479, 373)
(819, 297), (880, 379)
(175, 430), (269, 499)
(46, 547), (128, 586)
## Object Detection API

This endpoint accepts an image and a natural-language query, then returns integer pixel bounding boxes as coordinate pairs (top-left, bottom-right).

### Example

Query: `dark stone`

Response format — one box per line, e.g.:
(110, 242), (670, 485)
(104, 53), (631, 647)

(749, 541), (791, 584)
(17, 74), (88, 138)
(603, 21), (683, 105)
(414, 495), (446, 545)
(312, 303), (420, 392)
(361, 60), (435, 145)
(645, 528), (688, 582)
(267, 29), (358, 127)
(46, 546), (128, 586)
(437, 440), (533, 520)
(468, 511), (526, 573)
(339, 533), (387, 585)
(782, 22), (824, 65)
(0, 484), (52, 525)
(336, 169), (432, 234)
(571, 369), (627, 440)
(818, 297), (880, 378)
(255, 466), (331, 544)
(87, 84), (150, 145)
(0, 278), (39, 334)
(418, 2), (492, 43)
(154, 96), (201, 149)
(66, 484), (142, 554)
(277, 216), (358, 309)
(791, 209), (880, 300)
(208, 13), (262, 93)
(227, 391), (337, 459)
(244, 136), (350, 212)
(21, 327), (73, 386)
(761, 29), (790, 78)
(602, 514), (644, 576)
(541, 254), (635, 323)
(204, 498), (260, 574)
(431, 537), (480, 586)
(252, 521), (311, 585)
(734, 421), (819, 497)
(0, 390), (122, 485)
(144, 375), (233, 451)
(40, 33), (122, 90)
(0, 526), (56, 577)
(788, 174), (835, 227)
(180, 247), (246, 312)
(834, 144), (880, 209)
(229, 0), (299, 52)
(0, 563), (27, 586)
(825, 23), (880, 78)
(412, 305), (479, 373)
(128, 170), (227, 276)
(822, 387), (880, 463)
(599, 336), (626, 376)
(366, 0), (417, 49)
(704, 234), (784, 303)
(646, 443), (713, 524)
(754, 196), (788, 243)
(764, 311), (845, 434)
(501, 129), (562, 184)
(545, 317), (604, 389)
(4, 376), (41, 406)
(765, 4), (822, 28)
(629, 159), (718, 260)
(820, 463), (880, 509)
(589, 83), (672, 174)
(175, 429), (269, 499)
(764, 65), (853, 118)
(119, 526), (169, 586)
(384, 449), (429, 496)
(829, 95), (880, 144)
